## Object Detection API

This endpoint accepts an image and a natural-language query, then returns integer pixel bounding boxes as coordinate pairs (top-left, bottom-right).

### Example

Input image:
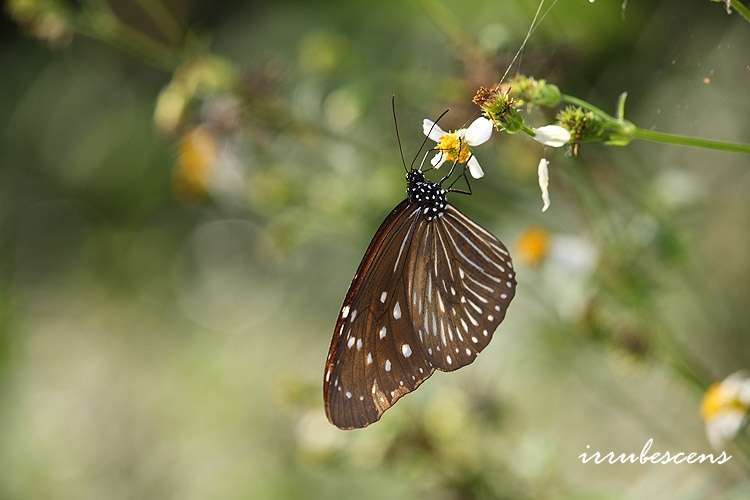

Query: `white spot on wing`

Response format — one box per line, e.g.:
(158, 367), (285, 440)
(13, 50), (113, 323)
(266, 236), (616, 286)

(385, 359), (392, 372)
(379, 326), (387, 339)
(393, 302), (401, 319)
(380, 291), (387, 303)
(341, 305), (350, 318)
(401, 344), (412, 358)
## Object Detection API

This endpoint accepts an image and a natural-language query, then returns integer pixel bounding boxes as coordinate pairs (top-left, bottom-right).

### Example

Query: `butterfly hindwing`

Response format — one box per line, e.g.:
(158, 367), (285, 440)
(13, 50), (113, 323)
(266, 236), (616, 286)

(324, 201), (434, 429)
(407, 204), (516, 371)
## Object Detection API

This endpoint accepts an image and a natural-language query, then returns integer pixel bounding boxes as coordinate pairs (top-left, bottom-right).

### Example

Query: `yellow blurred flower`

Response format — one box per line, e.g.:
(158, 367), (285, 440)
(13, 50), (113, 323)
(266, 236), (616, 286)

(173, 126), (217, 200)
(154, 56), (237, 134)
(700, 371), (750, 449)
(298, 32), (346, 74)
(7, 0), (72, 46)
(516, 226), (550, 266)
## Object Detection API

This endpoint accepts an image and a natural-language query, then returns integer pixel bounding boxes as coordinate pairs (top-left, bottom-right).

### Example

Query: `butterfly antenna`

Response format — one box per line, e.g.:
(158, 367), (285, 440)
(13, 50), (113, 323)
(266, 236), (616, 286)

(391, 96), (408, 173)
(498, 0), (547, 85)
(410, 108), (450, 171)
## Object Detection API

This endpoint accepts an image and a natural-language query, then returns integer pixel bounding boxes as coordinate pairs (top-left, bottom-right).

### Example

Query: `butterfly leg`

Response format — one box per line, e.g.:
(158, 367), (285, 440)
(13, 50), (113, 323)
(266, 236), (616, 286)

(447, 158), (472, 195)
(438, 138), (464, 186)
(423, 147), (454, 174)
(438, 159), (460, 186)
(417, 150), (432, 171)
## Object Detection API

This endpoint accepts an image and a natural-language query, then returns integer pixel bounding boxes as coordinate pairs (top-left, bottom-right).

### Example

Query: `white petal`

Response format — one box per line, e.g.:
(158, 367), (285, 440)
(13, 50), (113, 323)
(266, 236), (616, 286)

(538, 158), (550, 212)
(532, 125), (571, 148)
(464, 117), (493, 146)
(423, 119), (446, 142)
(723, 371), (750, 404)
(706, 411), (745, 449)
(467, 156), (484, 179)
(431, 152), (445, 168)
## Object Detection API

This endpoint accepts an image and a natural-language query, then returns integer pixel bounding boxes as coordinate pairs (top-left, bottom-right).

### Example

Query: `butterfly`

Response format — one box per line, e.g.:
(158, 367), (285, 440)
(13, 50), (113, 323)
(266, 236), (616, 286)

(323, 103), (517, 429)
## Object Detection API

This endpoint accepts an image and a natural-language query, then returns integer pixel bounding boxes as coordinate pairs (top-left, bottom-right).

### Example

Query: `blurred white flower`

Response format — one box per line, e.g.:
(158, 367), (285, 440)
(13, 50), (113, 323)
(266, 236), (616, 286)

(515, 226), (598, 318)
(531, 125), (571, 147)
(654, 168), (703, 208)
(422, 117), (493, 178)
(537, 158), (550, 212)
(701, 371), (750, 449)
(296, 409), (344, 455)
(516, 227), (598, 274)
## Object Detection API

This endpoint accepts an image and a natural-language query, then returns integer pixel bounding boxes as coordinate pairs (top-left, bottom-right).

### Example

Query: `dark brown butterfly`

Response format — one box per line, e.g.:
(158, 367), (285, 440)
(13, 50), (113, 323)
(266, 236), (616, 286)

(323, 106), (517, 429)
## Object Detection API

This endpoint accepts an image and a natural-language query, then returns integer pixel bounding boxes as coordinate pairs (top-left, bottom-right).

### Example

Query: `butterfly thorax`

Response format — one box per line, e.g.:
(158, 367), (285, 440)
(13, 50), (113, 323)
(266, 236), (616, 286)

(406, 170), (447, 221)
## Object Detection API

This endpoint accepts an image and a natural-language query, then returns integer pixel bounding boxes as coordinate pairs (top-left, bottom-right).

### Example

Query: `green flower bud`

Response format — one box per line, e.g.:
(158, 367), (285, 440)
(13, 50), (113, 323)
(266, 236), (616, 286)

(508, 75), (562, 107)
(473, 85), (526, 134)
(556, 106), (605, 142)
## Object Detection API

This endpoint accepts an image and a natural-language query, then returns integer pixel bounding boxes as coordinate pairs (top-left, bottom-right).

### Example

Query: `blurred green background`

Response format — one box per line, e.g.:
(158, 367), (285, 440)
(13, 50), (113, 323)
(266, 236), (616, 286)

(1, 0), (750, 498)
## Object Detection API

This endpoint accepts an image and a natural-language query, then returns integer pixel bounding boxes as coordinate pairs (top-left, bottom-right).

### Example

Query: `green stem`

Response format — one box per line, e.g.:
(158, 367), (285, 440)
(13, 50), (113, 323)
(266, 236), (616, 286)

(74, 8), (181, 72)
(562, 93), (750, 154)
(135, 0), (183, 44)
(561, 94), (616, 121)
(631, 127), (750, 154)
(730, 0), (750, 23)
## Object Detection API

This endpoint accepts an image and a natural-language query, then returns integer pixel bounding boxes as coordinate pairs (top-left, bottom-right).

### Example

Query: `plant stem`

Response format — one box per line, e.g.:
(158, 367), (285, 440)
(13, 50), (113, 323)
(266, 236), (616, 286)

(731, 0), (750, 22)
(561, 94), (616, 121)
(632, 127), (750, 154)
(562, 93), (750, 154)
(135, 0), (183, 44)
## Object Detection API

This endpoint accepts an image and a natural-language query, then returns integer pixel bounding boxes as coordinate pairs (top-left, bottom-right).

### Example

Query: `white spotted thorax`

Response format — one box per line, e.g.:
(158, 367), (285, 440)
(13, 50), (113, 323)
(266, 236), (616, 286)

(406, 170), (447, 221)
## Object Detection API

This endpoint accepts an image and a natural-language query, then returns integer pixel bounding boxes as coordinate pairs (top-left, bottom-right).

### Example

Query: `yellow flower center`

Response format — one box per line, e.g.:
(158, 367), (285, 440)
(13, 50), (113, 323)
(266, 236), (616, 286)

(516, 227), (550, 266)
(435, 132), (471, 164)
(700, 383), (748, 421)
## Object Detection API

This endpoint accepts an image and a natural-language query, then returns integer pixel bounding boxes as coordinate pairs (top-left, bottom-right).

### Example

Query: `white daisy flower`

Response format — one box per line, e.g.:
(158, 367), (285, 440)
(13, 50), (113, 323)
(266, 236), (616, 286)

(701, 371), (750, 449)
(422, 117), (493, 178)
(531, 125), (571, 148)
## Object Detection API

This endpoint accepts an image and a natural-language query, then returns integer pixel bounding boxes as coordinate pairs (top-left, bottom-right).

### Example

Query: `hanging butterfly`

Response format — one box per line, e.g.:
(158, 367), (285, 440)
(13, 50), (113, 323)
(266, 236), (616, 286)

(323, 101), (517, 429)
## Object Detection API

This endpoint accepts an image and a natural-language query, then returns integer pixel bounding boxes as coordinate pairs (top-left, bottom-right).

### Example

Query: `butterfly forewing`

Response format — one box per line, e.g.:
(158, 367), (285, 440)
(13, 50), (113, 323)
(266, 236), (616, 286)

(408, 204), (516, 371)
(324, 201), (435, 429)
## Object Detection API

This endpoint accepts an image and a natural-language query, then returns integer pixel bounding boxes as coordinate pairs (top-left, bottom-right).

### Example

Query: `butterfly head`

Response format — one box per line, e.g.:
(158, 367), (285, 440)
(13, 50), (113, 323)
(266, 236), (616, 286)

(405, 170), (425, 185)
(406, 171), (447, 221)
